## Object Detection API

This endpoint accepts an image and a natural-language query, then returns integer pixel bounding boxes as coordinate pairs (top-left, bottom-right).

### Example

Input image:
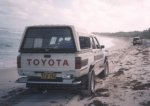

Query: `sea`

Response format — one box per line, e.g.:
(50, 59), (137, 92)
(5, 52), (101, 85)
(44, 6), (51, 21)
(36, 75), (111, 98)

(0, 28), (23, 69)
(0, 27), (114, 69)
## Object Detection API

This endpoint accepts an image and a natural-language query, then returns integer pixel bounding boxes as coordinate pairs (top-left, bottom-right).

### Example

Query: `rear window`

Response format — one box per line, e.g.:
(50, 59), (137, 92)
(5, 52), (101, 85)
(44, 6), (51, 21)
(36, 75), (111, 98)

(20, 27), (76, 53)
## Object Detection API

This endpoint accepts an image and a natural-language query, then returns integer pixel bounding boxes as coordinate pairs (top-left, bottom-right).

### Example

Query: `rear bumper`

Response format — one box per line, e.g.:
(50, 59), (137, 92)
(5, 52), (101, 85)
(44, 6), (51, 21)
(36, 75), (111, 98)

(16, 77), (81, 85)
(16, 77), (84, 89)
(26, 82), (82, 89)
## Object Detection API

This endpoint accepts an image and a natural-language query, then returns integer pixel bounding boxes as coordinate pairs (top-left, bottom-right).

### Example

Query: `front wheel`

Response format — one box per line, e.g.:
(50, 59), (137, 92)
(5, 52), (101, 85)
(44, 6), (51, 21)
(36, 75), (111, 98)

(104, 59), (109, 77)
(98, 59), (109, 79)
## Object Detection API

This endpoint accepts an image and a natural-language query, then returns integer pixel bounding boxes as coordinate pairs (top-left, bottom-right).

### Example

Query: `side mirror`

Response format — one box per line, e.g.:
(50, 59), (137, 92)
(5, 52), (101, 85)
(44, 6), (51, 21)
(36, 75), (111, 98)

(96, 45), (101, 49)
(100, 45), (105, 49)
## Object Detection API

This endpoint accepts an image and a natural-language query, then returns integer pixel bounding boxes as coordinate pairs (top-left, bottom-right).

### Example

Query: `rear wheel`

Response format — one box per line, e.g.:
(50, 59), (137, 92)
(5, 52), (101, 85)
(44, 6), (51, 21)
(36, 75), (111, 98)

(81, 71), (95, 96)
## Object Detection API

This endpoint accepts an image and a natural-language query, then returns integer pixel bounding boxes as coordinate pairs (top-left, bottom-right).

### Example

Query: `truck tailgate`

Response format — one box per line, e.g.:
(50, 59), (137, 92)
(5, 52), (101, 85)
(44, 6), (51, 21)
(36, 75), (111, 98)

(21, 53), (75, 71)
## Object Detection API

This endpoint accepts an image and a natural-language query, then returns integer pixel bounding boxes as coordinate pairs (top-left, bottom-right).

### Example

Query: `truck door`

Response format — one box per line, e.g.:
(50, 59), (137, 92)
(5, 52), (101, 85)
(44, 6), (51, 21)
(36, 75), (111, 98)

(91, 37), (104, 75)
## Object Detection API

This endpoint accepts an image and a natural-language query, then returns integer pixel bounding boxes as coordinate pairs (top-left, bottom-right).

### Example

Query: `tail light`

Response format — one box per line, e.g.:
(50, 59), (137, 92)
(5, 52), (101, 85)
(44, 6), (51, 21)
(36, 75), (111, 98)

(17, 55), (21, 68)
(75, 57), (82, 69)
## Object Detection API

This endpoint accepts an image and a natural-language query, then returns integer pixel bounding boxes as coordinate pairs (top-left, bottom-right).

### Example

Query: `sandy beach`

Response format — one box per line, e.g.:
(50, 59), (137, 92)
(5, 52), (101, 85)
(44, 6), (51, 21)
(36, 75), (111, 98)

(0, 37), (150, 106)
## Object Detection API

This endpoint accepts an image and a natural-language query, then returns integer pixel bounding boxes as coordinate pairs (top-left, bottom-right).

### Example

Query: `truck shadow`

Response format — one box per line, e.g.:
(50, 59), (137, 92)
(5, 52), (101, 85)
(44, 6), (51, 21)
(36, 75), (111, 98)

(0, 88), (79, 106)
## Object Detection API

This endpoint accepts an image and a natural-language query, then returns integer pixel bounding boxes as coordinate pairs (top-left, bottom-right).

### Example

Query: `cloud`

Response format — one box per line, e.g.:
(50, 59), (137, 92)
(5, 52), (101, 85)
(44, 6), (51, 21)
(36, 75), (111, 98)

(0, 0), (150, 32)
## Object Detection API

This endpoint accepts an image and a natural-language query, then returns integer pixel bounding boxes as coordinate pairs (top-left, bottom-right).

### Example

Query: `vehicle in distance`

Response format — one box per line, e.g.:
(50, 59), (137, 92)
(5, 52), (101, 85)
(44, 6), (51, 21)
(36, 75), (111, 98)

(133, 37), (142, 45)
(16, 25), (109, 95)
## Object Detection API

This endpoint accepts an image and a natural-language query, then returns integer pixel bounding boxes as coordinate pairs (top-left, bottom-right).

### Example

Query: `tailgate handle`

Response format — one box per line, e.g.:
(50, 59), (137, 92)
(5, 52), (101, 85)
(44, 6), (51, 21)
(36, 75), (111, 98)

(44, 55), (51, 58)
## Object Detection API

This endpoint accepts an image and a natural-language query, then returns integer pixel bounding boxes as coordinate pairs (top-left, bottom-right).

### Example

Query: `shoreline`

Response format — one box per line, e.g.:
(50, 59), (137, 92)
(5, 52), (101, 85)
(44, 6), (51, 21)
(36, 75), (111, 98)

(0, 67), (25, 99)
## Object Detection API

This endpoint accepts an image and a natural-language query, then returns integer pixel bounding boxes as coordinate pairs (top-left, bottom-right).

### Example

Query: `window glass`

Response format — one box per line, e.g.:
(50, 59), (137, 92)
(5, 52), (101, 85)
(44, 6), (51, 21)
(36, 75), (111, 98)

(58, 37), (63, 42)
(79, 36), (91, 49)
(50, 37), (57, 45)
(23, 38), (34, 48)
(57, 37), (73, 48)
(93, 37), (100, 48)
(91, 37), (96, 49)
(21, 27), (75, 52)
(65, 37), (71, 41)
(34, 38), (43, 48)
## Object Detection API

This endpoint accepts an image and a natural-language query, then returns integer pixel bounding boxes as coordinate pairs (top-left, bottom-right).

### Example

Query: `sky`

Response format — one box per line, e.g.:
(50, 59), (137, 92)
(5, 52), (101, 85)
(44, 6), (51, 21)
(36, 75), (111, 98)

(0, 0), (150, 32)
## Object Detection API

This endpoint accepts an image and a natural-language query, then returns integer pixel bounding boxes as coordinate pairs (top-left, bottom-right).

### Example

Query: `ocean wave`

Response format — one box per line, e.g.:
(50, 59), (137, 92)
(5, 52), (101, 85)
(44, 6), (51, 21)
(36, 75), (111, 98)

(0, 42), (12, 48)
(0, 28), (21, 69)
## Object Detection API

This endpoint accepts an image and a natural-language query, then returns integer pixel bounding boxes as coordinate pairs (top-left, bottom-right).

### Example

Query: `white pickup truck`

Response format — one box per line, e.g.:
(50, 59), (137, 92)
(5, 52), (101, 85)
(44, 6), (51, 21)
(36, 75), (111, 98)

(17, 25), (109, 95)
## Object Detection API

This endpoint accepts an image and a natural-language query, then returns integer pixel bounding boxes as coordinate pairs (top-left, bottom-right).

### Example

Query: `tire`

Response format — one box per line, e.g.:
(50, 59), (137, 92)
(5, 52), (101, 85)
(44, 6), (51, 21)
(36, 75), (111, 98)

(81, 71), (95, 96)
(98, 59), (109, 79)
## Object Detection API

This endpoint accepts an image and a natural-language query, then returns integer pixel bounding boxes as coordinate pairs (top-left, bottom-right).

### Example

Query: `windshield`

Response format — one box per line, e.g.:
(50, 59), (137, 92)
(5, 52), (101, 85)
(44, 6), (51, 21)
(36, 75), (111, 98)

(20, 27), (76, 53)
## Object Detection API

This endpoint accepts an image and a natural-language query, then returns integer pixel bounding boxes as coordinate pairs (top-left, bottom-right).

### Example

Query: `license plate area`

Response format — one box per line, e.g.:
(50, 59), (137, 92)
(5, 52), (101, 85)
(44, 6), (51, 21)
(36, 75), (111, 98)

(41, 72), (56, 80)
